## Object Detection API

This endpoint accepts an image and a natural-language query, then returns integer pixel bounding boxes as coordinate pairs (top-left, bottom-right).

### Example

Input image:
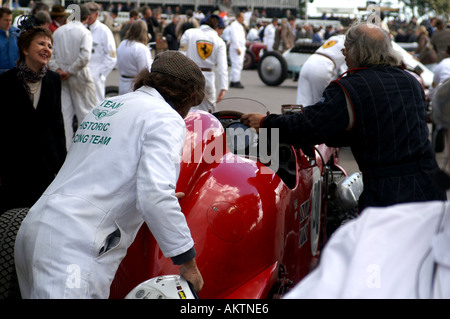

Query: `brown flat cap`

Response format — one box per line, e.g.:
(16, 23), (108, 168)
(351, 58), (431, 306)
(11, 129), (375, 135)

(151, 50), (205, 88)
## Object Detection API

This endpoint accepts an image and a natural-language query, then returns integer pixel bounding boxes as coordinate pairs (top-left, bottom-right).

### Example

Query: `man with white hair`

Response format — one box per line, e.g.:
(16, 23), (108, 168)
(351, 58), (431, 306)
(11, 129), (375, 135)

(283, 79), (450, 299)
(242, 22), (446, 211)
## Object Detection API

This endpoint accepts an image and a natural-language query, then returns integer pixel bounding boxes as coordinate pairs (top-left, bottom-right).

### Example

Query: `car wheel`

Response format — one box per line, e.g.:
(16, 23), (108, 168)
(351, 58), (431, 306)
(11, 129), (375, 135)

(257, 51), (288, 86)
(0, 208), (29, 299)
(244, 50), (256, 69)
(433, 124), (445, 153)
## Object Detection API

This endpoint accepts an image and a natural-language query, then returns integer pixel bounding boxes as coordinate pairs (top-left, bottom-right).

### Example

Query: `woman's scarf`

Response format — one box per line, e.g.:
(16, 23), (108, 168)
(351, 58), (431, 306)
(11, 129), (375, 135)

(16, 61), (47, 101)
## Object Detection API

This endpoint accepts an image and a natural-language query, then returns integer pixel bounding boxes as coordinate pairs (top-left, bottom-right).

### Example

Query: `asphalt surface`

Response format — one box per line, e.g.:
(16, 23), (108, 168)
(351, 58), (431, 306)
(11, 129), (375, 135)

(107, 66), (447, 179)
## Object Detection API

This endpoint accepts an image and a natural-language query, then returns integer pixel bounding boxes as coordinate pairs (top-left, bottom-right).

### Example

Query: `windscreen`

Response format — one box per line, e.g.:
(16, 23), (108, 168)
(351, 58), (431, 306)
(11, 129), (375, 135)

(215, 98), (270, 115)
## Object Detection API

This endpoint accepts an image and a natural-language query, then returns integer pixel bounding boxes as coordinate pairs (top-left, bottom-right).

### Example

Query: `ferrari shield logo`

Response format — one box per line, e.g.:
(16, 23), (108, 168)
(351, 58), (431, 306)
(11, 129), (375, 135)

(197, 40), (213, 60)
(322, 40), (337, 49)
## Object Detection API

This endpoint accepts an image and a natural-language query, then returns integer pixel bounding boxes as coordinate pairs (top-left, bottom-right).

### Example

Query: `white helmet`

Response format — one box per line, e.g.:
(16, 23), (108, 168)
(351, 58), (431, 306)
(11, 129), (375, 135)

(125, 275), (198, 299)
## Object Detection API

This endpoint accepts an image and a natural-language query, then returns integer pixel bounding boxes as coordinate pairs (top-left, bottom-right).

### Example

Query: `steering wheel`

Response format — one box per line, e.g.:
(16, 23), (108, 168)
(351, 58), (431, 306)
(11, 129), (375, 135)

(212, 110), (258, 156)
(212, 110), (244, 122)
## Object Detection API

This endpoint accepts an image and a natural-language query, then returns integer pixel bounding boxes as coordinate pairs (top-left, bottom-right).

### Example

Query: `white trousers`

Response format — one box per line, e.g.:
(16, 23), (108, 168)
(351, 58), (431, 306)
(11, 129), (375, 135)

(296, 54), (336, 106)
(61, 72), (97, 150)
(229, 47), (245, 83)
(191, 71), (216, 112)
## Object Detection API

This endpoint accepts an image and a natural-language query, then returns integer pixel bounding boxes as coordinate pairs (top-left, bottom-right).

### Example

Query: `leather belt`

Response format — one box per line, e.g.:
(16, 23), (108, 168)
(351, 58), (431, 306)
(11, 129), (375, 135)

(200, 68), (212, 72)
(120, 74), (134, 79)
(315, 52), (336, 69)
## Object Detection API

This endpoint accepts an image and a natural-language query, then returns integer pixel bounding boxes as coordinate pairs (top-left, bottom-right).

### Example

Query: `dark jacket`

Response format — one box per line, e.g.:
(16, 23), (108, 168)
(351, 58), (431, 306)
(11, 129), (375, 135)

(0, 68), (66, 213)
(263, 66), (446, 210)
(163, 22), (179, 50)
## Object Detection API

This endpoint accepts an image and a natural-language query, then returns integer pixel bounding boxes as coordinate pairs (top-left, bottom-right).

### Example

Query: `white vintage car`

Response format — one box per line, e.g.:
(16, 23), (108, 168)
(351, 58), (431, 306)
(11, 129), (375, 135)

(257, 39), (434, 89)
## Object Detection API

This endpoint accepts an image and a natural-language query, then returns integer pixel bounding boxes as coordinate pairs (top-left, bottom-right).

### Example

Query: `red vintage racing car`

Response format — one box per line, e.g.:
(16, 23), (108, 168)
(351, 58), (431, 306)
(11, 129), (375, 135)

(109, 98), (362, 299)
(0, 98), (361, 299)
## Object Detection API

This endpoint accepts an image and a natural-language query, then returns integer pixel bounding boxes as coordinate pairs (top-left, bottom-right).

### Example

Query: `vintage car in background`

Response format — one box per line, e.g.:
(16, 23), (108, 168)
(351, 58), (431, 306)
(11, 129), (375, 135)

(257, 38), (443, 152)
(109, 98), (362, 299)
(257, 39), (434, 87)
(244, 41), (267, 70)
(258, 40), (322, 86)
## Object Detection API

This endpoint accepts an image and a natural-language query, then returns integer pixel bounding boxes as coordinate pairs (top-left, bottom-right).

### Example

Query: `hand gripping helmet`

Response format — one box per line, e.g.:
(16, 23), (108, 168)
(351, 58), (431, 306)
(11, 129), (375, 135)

(125, 275), (198, 299)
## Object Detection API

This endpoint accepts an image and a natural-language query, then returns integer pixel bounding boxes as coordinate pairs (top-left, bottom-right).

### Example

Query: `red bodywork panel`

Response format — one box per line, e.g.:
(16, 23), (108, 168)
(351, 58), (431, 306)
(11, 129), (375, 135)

(110, 110), (336, 299)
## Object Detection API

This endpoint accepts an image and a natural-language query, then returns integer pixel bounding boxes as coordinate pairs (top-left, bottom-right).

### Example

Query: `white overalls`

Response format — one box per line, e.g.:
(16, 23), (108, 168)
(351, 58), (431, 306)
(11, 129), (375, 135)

(116, 39), (153, 95)
(15, 87), (195, 298)
(87, 19), (117, 104)
(180, 24), (228, 112)
(228, 19), (246, 84)
(284, 201), (450, 299)
(49, 20), (97, 150)
(296, 35), (347, 106)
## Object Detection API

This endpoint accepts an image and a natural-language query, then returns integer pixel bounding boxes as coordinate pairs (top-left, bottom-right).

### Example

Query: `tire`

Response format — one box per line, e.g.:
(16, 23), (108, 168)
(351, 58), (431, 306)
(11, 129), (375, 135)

(257, 51), (288, 86)
(0, 208), (28, 299)
(244, 50), (256, 69)
(105, 86), (119, 98)
(433, 124), (445, 153)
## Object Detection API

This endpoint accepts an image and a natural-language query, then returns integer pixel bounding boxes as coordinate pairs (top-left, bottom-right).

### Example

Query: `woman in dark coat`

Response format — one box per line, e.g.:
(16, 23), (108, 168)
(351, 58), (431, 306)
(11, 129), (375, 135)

(0, 25), (66, 214)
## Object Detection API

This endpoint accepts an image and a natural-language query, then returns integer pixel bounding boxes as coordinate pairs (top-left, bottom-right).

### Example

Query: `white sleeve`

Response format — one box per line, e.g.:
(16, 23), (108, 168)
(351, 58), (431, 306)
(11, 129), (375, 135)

(216, 39), (229, 91)
(98, 28), (117, 78)
(179, 31), (189, 54)
(135, 44), (153, 72)
(136, 112), (194, 258)
(68, 31), (93, 75)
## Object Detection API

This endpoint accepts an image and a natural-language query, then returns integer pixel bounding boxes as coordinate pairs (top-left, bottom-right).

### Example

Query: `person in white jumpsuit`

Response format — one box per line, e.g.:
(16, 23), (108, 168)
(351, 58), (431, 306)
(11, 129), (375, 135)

(263, 18), (278, 52)
(296, 34), (347, 106)
(85, 2), (117, 104)
(14, 51), (206, 299)
(284, 80), (450, 299)
(180, 14), (228, 113)
(228, 12), (246, 88)
(116, 20), (153, 95)
(49, 4), (97, 150)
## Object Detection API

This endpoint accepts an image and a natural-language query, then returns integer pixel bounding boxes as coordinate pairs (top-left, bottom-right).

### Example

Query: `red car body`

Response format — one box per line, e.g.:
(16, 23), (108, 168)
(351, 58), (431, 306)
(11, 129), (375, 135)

(109, 99), (350, 299)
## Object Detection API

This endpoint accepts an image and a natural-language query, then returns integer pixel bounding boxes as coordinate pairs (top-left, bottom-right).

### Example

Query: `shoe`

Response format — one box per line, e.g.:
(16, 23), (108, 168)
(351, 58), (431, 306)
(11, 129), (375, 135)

(230, 81), (244, 89)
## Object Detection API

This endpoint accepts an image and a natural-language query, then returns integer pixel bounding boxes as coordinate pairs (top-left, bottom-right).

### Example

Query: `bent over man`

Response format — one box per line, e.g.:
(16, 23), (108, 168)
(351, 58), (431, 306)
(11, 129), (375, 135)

(15, 51), (205, 298)
(242, 22), (446, 212)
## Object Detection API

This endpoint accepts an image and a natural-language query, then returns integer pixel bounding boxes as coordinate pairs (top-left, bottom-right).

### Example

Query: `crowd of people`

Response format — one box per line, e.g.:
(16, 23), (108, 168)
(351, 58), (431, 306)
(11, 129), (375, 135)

(0, 1), (449, 299)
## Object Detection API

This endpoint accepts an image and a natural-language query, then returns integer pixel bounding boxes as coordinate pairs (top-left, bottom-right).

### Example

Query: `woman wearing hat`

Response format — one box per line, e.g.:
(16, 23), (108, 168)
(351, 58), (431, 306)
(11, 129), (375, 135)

(15, 51), (205, 298)
(49, 4), (68, 33)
